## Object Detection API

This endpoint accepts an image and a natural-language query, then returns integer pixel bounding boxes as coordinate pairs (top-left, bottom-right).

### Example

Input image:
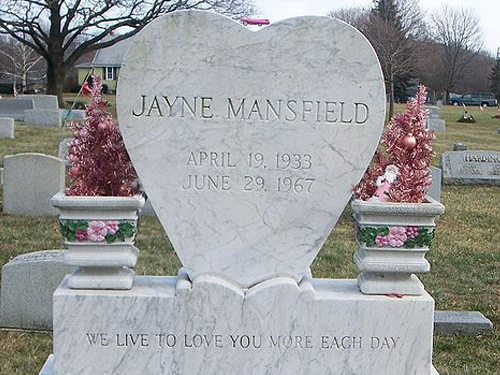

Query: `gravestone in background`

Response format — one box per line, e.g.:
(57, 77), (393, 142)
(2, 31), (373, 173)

(0, 117), (14, 139)
(57, 137), (73, 165)
(423, 105), (445, 131)
(18, 95), (59, 110)
(0, 251), (74, 330)
(60, 109), (85, 123)
(428, 166), (442, 202)
(0, 98), (34, 121)
(423, 106), (440, 119)
(427, 118), (445, 131)
(18, 95), (62, 127)
(442, 150), (500, 185)
(24, 109), (62, 127)
(3, 153), (66, 216)
(40, 11), (439, 375)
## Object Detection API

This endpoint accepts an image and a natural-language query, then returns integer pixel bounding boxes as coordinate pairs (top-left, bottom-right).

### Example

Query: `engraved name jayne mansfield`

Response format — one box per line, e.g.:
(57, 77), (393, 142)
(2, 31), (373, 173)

(131, 95), (370, 124)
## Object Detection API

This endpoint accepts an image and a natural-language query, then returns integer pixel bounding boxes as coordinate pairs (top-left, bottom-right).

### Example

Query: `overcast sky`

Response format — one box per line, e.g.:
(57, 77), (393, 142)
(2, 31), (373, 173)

(252, 0), (499, 56)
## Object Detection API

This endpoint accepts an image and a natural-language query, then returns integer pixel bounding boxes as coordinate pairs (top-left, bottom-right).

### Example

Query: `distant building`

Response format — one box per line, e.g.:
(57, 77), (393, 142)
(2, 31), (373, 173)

(75, 39), (131, 94)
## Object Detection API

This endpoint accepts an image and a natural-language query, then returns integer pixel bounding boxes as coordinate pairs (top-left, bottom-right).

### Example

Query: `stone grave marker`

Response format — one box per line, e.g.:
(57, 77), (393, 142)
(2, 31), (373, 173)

(24, 109), (62, 127)
(442, 150), (500, 185)
(423, 105), (440, 119)
(426, 118), (445, 131)
(428, 166), (442, 202)
(61, 109), (85, 122)
(19, 95), (62, 127)
(0, 250), (74, 330)
(423, 105), (445, 131)
(3, 153), (66, 216)
(0, 97), (34, 121)
(39, 11), (439, 375)
(0, 117), (14, 139)
(18, 95), (59, 110)
(453, 143), (467, 151)
(57, 137), (73, 165)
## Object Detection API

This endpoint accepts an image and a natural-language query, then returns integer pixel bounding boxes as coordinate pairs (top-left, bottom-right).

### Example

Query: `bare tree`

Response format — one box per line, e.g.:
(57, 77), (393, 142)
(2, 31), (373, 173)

(330, 1), (425, 118)
(429, 5), (483, 103)
(328, 6), (368, 30)
(363, 0), (425, 118)
(0, 35), (46, 93)
(0, 0), (256, 106)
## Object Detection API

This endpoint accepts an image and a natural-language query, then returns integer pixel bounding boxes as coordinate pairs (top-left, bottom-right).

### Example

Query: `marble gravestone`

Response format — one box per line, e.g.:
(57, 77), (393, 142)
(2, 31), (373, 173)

(40, 11), (439, 375)
(3, 153), (66, 216)
(442, 150), (500, 185)
(0, 250), (74, 330)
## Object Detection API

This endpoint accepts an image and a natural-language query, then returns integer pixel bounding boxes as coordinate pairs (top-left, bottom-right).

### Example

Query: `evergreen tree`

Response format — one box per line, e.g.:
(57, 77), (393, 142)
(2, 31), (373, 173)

(364, 0), (422, 118)
(490, 48), (500, 101)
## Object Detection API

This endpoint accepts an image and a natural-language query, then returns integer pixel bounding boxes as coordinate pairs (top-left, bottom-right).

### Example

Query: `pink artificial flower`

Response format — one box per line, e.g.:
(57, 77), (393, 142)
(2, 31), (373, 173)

(406, 226), (419, 239)
(87, 220), (107, 242)
(389, 227), (406, 236)
(75, 230), (88, 241)
(106, 220), (119, 235)
(375, 235), (389, 247)
(387, 226), (407, 247)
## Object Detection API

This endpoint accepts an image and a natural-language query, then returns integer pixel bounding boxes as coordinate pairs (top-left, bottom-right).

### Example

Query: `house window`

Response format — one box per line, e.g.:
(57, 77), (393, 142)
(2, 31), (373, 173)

(105, 67), (115, 80)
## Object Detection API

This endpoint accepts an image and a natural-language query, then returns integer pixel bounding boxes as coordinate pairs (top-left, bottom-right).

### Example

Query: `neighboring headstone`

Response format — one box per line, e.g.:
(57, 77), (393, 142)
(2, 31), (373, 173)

(0, 98), (34, 121)
(60, 109), (85, 122)
(0, 117), (14, 139)
(428, 166), (442, 202)
(39, 355), (54, 375)
(18, 95), (58, 110)
(0, 250), (74, 330)
(141, 197), (157, 217)
(453, 143), (467, 151)
(426, 118), (445, 131)
(0, 167), (3, 185)
(3, 153), (66, 216)
(424, 105), (440, 119)
(57, 137), (73, 165)
(434, 311), (493, 335)
(442, 150), (500, 185)
(24, 109), (62, 127)
(47, 12), (440, 375)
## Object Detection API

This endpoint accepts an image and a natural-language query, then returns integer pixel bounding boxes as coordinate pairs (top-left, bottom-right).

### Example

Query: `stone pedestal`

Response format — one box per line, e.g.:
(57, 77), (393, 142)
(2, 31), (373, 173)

(44, 274), (439, 375)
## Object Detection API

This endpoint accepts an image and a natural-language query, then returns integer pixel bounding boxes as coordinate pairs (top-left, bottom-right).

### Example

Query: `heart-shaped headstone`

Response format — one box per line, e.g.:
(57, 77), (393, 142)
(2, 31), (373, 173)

(117, 11), (385, 288)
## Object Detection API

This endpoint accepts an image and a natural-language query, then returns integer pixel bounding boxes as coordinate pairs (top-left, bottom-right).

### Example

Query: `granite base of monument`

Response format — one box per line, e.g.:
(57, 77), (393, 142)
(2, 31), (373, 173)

(38, 355), (440, 375)
(46, 273), (439, 375)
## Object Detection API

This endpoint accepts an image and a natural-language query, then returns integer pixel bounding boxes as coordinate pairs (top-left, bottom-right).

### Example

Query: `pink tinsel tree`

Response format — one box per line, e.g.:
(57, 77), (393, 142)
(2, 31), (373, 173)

(66, 75), (138, 196)
(354, 85), (435, 203)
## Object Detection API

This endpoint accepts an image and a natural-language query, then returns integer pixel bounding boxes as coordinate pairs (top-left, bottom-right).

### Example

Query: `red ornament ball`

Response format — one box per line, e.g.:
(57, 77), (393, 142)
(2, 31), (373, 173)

(402, 134), (417, 149)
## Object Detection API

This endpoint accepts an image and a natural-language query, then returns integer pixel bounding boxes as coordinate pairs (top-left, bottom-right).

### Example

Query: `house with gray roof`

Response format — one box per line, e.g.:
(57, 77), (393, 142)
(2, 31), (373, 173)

(75, 38), (131, 93)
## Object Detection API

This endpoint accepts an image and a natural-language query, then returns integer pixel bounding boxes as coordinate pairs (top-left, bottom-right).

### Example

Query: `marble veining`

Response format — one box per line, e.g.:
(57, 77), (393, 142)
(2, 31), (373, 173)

(117, 11), (386, 288)
(53, 275), (434, 375)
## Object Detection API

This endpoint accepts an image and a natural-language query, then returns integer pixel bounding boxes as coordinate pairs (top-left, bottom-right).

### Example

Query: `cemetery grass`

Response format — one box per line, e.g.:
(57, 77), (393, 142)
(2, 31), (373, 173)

(0, 102), (499, 375)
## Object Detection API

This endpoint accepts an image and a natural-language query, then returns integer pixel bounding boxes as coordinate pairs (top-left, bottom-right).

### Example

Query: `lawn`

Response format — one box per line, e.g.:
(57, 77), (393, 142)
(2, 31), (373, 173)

(0, 99), (499, 375)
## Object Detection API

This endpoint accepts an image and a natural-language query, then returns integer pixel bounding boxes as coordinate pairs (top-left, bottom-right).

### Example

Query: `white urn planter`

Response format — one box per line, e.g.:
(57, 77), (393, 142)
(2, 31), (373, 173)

(351, 196), (445, 296)
(51, 190), (145, 290)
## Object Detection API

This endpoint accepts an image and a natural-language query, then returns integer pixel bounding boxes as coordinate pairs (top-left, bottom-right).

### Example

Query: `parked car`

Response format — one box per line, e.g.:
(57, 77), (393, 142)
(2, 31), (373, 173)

(450, 93), (498, 107)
